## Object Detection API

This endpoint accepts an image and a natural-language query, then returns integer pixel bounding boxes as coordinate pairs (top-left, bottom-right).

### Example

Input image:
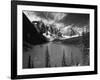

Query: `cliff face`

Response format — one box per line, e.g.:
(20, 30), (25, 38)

(23, 13), (47, 45)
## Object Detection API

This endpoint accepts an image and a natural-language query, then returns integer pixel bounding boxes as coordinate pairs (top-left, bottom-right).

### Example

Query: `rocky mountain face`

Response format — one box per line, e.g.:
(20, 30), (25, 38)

(23, 13), (48, 45)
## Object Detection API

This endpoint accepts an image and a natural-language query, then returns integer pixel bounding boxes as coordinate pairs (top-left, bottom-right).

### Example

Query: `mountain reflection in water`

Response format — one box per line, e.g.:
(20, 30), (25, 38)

(23, 42), (89, 68)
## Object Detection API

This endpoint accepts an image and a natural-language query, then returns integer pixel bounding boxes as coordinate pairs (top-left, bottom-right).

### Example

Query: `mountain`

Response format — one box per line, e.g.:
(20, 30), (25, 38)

(23, 13), (48, 45)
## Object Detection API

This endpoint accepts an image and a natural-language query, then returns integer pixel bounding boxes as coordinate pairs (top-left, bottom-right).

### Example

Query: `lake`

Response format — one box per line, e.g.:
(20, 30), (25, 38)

(23, 41), (89, 68)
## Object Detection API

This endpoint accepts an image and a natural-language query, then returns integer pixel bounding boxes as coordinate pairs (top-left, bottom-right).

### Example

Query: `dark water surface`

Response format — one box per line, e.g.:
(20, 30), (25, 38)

(23, 41), (89, 68)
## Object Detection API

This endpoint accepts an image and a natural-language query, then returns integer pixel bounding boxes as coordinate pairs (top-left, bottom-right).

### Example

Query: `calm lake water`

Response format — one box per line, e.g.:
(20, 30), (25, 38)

(23, 41), (89, 68)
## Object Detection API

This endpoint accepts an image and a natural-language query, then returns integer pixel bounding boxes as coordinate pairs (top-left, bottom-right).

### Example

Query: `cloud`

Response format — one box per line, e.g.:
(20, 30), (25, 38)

(23, 11), (68, 28)
(50, 12), (67, 22)
(60, 13), (89, 27)
(23, 11), (42, 22)
(23, 10), (89, 31)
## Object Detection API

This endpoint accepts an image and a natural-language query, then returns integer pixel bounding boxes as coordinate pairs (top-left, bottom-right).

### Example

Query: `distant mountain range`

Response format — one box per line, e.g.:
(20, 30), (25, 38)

(23, 12), (89, 47)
